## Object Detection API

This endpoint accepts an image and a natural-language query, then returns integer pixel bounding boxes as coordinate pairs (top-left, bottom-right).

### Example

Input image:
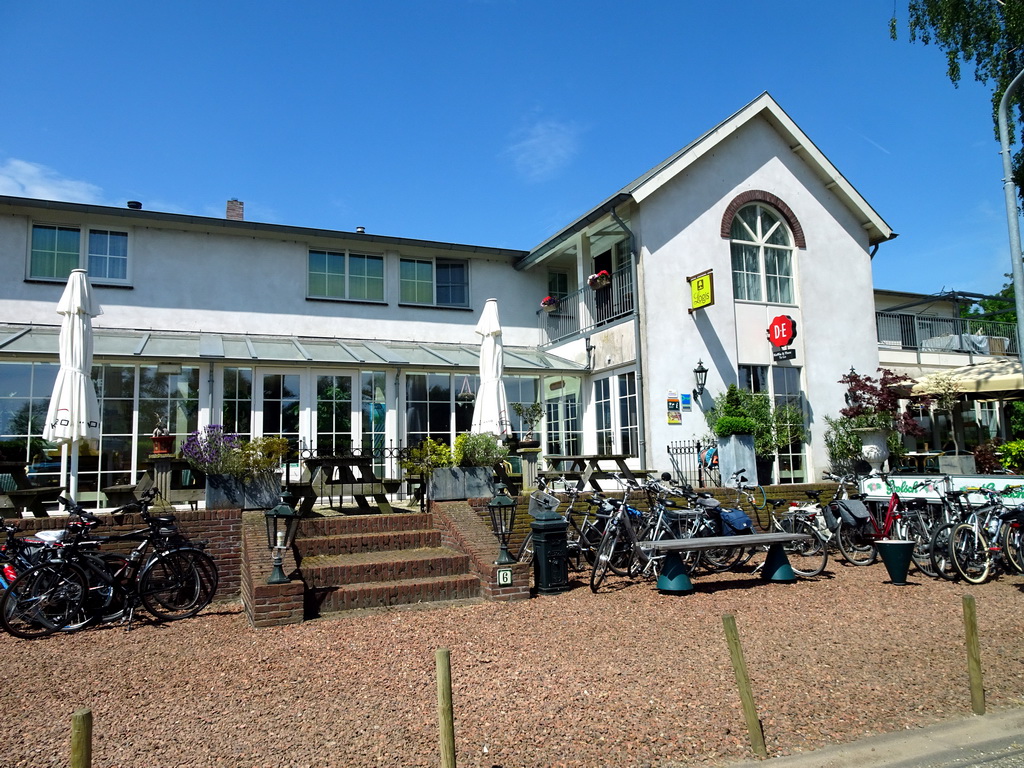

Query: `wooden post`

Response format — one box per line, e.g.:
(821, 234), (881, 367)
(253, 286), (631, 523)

(723, 614), (768, 759)
(70, 707), (92, 768)
(962, 594), (986, 715)
(436, 647), (456, 768)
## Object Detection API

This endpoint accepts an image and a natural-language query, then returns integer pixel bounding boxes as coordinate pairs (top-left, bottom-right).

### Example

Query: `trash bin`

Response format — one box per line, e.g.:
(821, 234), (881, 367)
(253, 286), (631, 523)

(527, 489), (568, 593)
(531, 515), (570, 594)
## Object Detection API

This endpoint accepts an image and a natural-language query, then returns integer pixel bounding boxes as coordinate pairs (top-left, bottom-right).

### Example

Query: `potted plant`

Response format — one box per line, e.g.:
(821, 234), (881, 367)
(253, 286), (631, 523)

(510, 401), (545, 448)
(401, 435), (508, 501)
(182, 425), (290, 509)
(150, 415), (175, 456)
(707, 384), (757, 484)
(587, 270), (611, 290)
(929, 372), (976, 474)
(704, 387), (807, 485)
(540, 296), (559, 313)
(830, 368), (930, 475)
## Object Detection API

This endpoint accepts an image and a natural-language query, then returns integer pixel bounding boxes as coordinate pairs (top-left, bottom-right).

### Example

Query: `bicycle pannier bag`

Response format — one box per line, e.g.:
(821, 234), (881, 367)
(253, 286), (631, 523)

(834, 499), (871, 529)
(821, 503), (840, 532)
(720, 507), (754, 535)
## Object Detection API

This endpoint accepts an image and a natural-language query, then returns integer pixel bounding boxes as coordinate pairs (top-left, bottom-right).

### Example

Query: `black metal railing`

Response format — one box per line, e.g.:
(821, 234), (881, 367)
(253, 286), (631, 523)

(667, 439), (718, 488)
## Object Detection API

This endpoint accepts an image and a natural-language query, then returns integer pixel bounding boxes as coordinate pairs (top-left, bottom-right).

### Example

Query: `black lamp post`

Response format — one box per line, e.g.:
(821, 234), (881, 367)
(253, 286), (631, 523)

(264, 503), (300, 584)
(487, 484), (517, 565)
(693, 360), (708, 398)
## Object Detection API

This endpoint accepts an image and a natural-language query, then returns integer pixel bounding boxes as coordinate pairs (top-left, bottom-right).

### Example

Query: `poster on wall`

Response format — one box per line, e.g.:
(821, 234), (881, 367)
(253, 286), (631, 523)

(667, 391), (681, 424)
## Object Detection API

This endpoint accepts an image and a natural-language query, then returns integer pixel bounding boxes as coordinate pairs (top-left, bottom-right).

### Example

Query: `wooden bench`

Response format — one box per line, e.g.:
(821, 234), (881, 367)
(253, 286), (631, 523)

(640, 531), (811, 594)
(4, 486), (66, 517)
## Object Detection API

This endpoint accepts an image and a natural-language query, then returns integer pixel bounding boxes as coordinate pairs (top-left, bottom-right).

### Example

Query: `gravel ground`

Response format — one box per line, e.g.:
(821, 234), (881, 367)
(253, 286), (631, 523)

(3, 557), (1024, 768)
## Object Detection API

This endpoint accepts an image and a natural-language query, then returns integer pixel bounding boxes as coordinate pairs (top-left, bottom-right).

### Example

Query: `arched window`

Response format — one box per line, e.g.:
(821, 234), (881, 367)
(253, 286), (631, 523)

(730, 204), (795, 304)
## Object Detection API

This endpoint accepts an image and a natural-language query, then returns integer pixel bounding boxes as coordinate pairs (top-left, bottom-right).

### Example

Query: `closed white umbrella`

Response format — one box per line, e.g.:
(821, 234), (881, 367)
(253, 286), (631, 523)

(471, 298), (509, 437)
(43, 269), (102, 501)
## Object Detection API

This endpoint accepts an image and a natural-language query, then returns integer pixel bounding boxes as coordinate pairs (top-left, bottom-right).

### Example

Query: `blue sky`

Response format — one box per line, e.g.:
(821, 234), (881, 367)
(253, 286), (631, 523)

(0, 1), (1013, 297)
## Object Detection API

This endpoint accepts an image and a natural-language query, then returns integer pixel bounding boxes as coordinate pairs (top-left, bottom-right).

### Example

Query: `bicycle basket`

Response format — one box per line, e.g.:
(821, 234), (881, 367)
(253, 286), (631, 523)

(528, 490), (560, 518)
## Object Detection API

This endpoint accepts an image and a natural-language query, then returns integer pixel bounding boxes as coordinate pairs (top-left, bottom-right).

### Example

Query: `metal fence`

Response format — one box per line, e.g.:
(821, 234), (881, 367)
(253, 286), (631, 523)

(297, 441), (414, 500)
(667, 439), (718, 488)
(876, 312), (1019, 357)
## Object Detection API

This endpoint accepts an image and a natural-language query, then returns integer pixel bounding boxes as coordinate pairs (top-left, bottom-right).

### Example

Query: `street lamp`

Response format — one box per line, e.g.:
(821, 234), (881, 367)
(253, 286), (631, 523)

(693, 360), (708, 398)
(264, 503), (300, 584)
(487, 484), (517, 565)
(997, 65), (1024, 361)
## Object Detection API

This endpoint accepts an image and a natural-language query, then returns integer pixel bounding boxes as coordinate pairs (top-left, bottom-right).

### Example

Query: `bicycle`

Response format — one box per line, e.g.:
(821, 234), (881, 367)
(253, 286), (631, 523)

(515, 478), (609, 571)
(947, 486), (1024, 584)
(726, 468), (767, 511)
(0, 490), (218, 639)
(757, 498), (829, 577)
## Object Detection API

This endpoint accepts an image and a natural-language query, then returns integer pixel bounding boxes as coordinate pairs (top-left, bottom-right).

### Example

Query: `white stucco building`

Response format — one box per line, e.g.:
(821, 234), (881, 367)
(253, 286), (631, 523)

(0, 92), (905, 501)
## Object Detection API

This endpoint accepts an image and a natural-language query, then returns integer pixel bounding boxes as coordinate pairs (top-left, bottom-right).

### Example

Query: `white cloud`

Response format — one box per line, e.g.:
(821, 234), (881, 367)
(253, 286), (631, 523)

(503, 119), (581, 182)
(0, 158), (104, 204)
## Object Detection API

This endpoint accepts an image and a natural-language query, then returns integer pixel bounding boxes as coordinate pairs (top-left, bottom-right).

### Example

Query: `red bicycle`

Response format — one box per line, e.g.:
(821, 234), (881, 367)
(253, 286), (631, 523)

(835, 476), (933, 571)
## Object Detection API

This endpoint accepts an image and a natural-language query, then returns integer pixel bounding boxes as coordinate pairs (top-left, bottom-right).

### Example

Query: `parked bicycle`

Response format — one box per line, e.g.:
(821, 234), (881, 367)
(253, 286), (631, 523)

(515, 477), (609, 571)
(947, 485), (1024, 584)
(0, 489), (219, 639)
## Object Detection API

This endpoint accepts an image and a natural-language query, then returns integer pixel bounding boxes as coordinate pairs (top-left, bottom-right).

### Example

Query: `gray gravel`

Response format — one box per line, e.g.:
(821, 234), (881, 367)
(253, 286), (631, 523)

(3, 559), (1024, 768)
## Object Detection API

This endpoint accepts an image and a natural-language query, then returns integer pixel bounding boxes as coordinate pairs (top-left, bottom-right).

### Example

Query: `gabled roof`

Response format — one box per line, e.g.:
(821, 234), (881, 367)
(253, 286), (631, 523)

(518, 92), (894, 269)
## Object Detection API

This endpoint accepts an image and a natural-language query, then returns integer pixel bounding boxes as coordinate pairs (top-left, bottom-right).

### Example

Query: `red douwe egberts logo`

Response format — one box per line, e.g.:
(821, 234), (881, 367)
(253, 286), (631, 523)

(767, 315), (796, 347)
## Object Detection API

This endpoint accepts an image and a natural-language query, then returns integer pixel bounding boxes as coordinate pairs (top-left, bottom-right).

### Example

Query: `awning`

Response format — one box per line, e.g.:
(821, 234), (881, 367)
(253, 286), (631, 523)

(0, 324), (585, 374)
(909, 359), (1024, 401)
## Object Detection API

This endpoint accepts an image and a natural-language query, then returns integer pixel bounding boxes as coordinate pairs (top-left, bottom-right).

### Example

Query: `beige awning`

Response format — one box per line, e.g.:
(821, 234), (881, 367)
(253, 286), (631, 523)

(910, 359), (1024, 401)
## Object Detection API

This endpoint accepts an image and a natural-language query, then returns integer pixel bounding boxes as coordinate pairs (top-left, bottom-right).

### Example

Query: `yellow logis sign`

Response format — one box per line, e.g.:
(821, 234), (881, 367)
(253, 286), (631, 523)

(687, 269), (714, 314)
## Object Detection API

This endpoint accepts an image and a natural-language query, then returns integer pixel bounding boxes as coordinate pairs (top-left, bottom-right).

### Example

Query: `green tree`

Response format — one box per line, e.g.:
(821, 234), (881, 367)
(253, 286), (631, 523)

(892, 1), (1024, 196)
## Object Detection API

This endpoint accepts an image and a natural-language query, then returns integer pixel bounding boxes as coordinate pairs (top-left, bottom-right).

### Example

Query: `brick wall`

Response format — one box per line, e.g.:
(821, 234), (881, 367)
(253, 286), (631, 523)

(431, 499), (530, 601)
(240, 511), (303, 628)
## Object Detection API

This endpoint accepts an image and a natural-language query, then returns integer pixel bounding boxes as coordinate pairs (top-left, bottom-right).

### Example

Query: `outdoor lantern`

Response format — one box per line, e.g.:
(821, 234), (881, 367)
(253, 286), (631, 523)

(264, 503), (300, 584)
(693, 360), (708, 397)
(487, 484), (517, 565)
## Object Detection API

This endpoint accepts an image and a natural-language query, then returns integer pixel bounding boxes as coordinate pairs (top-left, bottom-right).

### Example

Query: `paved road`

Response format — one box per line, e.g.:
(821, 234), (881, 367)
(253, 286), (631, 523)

(726, 708), (1024, 768)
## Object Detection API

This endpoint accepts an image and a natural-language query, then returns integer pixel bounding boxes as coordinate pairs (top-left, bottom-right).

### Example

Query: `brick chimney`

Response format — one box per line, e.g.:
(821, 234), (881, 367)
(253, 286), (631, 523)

(226, 199), (244, 221)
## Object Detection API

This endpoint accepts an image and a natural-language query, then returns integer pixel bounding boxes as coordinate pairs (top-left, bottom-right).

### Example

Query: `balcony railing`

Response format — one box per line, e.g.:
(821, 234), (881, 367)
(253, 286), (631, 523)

(539, 265), (635, 346)
(876, 312), (1019, 357)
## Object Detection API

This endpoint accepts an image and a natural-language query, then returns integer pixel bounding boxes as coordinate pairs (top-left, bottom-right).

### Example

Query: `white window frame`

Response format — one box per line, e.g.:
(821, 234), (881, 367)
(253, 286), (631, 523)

(592, 369), (638, 458)
(729, 204), (795, 305)
(28, 221), (132, 285)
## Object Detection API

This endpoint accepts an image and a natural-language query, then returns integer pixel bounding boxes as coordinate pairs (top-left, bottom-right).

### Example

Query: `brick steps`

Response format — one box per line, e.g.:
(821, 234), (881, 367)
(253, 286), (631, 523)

(295, 512), (481, 616)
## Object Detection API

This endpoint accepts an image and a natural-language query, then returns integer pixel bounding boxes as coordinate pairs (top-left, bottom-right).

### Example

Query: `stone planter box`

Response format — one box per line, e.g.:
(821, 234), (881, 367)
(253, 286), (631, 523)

(717, 434), (755, 486)
(428, 467), (497, 501)
(207, 471), (282, 510)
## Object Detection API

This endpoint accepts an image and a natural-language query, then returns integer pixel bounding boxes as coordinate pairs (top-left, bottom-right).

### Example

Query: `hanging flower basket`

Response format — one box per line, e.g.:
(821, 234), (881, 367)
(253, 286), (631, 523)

(587, 270), (611, 290)
(540, 296), (559, 313)
(456, 376), (476, 403)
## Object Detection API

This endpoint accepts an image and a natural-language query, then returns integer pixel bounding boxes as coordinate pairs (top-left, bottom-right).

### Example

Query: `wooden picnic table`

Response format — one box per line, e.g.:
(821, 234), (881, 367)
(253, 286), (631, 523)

(541, 454), (649, 492)
(305, 455), (394, 514)
(0, 460), (65, 517)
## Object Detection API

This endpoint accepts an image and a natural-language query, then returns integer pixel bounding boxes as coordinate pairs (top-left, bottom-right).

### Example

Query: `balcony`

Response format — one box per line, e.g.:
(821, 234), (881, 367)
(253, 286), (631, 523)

(538, 265), (635, 346)
(876, 312), (1019, 358)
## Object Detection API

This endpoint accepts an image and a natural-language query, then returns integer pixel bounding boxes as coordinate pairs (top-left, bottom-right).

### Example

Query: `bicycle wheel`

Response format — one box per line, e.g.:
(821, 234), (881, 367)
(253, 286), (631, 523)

(62, 552), (128, 632)
(747, 486), (767, 510)
(929, 522), (959, 581)
(701, 541), (745, 572)
(950, 524), (991, 585)
(836, 522), (877, 566)
(785, 519), (828, 578)
(907, 517), (938, 578)
(0, 561), (88, 639)
(590, 523), (621, 593)
(515, 533), (534, 566)
(1003, 524), (1024, 574)
(139, 548), (218, 621)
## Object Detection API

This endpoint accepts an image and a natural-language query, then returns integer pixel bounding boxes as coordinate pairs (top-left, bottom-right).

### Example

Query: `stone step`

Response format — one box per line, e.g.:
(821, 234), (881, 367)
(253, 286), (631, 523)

(310, 573), (482, 614)
(296, 527), (442, 557)
(299, 546), (473, 588)
(296, 512), (433, 538)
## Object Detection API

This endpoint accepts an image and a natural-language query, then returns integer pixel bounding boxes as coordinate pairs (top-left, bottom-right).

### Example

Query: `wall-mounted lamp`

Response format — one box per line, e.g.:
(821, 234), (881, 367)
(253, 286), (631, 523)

(693, 360), (708, 398)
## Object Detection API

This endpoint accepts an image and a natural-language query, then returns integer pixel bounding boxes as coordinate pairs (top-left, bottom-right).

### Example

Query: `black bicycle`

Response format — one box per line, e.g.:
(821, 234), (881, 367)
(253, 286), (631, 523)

(0, 490), (218, 639)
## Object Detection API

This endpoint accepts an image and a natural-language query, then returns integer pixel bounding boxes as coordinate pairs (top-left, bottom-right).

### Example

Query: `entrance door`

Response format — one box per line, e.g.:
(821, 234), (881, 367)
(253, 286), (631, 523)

(255, 370), (302, 446)
(314, 372), (357, 456)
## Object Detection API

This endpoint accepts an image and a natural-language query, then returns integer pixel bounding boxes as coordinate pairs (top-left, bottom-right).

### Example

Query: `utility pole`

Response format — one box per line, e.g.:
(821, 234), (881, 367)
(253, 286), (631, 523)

(996, 66), (1024, 360)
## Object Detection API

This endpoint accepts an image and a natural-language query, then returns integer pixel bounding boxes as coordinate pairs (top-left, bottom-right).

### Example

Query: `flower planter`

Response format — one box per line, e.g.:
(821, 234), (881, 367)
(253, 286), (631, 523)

(854, 427), (890, 475)
(151, 434), (175, 455)
(716, 434), (755, 486)
(541, 303), (559, 313)
(206, 470), (282, 510)
(428, 467), (497, 501)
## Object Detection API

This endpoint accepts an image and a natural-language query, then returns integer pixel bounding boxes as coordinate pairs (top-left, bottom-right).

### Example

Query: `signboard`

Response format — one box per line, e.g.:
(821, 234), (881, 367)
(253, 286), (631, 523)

(496, 567), (513, 586)
(667, 391), (681, 424)
(767, 314), (797, 360)
(687, 270), (714, 314)
(860, 475), (1024, 505)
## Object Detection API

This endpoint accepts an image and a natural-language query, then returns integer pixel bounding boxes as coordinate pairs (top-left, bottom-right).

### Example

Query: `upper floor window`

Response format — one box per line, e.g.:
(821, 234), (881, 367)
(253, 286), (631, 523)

(308, 250), (384, 301)
(31, 224), (129, 283)
(730, 204), (794, 304)
(400, 257), (468, 307)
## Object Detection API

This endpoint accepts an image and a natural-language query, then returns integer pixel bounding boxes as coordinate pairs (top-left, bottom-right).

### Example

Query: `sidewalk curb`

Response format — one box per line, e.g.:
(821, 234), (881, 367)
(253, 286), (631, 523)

(725, 707), (1024, 768)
